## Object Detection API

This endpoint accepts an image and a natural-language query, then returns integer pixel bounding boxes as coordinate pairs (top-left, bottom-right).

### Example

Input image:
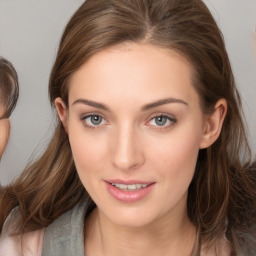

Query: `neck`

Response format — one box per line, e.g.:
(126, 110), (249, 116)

(84, 207), (196, 256)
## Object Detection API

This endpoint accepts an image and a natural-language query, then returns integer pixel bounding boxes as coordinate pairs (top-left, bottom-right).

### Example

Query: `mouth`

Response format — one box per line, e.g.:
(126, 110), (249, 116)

(110, 183), (151, 191)
(105, 180), (155, 202)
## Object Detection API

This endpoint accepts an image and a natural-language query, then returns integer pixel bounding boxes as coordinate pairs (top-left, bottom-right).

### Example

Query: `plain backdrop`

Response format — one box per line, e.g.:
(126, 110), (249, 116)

(0, 0), (256, 185)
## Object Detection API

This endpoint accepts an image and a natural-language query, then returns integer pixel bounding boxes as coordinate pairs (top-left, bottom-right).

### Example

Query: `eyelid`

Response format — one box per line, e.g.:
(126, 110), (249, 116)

(80, 111), (107, 120)
(80, 112), (109, 128)
(146, 113), (177, 128)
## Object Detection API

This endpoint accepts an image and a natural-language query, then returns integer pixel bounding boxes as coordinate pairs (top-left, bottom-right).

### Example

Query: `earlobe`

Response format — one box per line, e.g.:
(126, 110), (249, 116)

(55, 97), (69, 134)
(200, 99), (227, 149)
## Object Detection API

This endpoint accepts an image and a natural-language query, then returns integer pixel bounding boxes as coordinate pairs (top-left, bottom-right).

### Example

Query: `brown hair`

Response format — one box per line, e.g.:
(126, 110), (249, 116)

(1, 0), (256, 254)
(0, 57), (19, 118)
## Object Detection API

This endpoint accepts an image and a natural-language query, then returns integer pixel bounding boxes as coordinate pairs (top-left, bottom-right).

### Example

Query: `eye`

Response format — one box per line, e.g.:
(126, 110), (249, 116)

(81, 114), (108, 128)
(147, 114), (176, 128)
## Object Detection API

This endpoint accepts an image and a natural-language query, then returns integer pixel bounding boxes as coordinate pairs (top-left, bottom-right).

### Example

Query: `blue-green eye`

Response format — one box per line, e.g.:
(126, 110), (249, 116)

(148, 115), (176, 127)
(82, 114), (107, 127)
(154, 116), (168, 126)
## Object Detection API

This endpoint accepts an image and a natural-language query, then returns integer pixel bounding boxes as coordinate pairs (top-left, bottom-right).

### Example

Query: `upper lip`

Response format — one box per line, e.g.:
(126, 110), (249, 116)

(105, 179), (154, 185)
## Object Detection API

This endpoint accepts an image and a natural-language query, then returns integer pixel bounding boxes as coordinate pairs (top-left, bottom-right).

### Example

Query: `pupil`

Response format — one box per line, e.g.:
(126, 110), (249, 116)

(91, 115), (102, 125)
(156, 116), (167, 126)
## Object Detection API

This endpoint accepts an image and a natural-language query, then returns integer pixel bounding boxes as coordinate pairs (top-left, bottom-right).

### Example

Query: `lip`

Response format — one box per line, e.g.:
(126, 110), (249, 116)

(106, 179), (153, 185)
(104, 179), (155, 203)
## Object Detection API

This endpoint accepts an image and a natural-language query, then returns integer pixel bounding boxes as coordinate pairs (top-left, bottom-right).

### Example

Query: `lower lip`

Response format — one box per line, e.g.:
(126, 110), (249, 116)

(105, 182), (155, 203)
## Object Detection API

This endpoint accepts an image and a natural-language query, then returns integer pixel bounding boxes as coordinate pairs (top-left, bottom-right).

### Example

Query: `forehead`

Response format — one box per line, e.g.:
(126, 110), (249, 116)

(68, 43), (198, 106)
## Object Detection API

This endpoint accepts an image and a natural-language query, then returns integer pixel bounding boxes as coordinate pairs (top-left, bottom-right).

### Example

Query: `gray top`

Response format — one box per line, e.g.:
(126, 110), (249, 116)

(42, 203), (85, 256)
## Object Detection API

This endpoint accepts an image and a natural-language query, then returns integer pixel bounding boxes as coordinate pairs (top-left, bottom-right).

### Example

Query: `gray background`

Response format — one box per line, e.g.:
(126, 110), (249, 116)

(0, 0), (256, 185)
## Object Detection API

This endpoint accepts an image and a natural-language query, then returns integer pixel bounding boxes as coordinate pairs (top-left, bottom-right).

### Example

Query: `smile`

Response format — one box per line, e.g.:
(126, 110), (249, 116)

(111, 183), (149, 191)
(105, 180), (155, 203)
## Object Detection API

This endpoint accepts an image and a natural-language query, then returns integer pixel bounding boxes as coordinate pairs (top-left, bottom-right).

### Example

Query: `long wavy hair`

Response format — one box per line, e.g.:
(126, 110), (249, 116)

(1, 0), (256, 254)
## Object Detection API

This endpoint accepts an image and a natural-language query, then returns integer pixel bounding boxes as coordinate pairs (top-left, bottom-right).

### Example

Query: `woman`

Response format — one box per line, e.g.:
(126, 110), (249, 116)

(0, 57), (19, 159)
(0, 0), (255, 255)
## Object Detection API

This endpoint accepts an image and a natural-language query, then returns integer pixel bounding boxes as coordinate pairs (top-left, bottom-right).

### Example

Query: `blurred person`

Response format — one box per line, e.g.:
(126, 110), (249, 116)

(0, 57), (19, 159)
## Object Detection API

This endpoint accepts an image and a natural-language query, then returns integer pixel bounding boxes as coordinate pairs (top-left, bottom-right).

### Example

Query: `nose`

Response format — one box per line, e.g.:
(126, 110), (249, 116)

(111, 124), (144, 171)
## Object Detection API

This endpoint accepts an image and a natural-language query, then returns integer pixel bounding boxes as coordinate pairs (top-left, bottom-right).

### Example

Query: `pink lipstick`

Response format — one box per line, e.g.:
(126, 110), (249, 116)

(105, 179), (155, 203)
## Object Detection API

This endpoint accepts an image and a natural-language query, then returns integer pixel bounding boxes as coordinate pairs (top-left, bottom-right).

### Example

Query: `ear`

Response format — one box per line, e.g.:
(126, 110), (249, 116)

(55, 97), (69, 134)
(200, 99), (227, 149)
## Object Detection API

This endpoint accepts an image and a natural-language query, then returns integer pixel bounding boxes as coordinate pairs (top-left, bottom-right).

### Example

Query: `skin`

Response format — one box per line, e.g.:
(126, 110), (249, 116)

(0, 106), (10, 159)
(56, 43), (227, 256)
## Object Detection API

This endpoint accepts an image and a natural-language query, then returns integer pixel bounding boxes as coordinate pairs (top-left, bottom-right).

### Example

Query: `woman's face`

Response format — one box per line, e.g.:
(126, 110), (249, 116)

(0, 106), (10, 158)
(56, 43), (216, 228)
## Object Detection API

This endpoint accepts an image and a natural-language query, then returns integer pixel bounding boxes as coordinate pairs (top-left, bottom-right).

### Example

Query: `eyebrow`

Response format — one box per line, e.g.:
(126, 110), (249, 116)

(141, 98), (188, 111)
(72, 99), (110, 111)
(72, 97), (188, 111)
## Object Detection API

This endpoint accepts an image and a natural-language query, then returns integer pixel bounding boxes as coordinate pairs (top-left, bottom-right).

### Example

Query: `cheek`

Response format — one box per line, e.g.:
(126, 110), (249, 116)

(71, 139), (106, 169)
(145, 132), (201, 213)
(151, 139), (199, 183)
(0, 120), (10, 157)
(147, 121), (203, 185)
(68, 123), (107, 179)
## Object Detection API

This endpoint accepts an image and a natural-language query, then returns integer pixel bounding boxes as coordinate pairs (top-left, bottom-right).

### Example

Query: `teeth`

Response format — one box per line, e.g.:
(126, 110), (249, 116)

(111, 183), (149, 191)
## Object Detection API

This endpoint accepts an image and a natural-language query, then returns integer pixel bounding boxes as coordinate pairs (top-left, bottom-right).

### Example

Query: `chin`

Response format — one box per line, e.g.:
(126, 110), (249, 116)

(100, 206), (161, 228)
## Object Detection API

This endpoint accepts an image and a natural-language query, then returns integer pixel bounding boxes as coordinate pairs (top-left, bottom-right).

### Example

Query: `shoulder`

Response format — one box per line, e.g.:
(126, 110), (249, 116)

(0, 208), (45, 256)
(0, 203), (87, 256)
(43, 202), (85, 242)
(42, 203), (86, 256)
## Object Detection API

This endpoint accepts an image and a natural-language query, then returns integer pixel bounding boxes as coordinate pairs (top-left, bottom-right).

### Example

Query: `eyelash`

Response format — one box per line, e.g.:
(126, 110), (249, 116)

(80, 113), (177, 130)
(80, 113), (108, 129)
(146, 114), (177, 130)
